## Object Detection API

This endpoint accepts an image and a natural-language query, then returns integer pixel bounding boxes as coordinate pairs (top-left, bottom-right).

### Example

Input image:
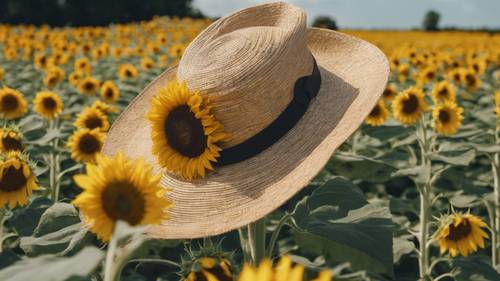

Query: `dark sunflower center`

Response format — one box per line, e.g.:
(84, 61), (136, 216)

(0, 165), (28, 192)
(473, 64), (479, 72)
(438, 88), (449, 98)
(101, 181), (145, 225)
(369, 104), (381, 117)
(383, 89), (394, 98)
(438, 110), (451, 123)
(125, 70), (132, 77)
(78, 134), (101, 154)
(165, 105), (207, 158)
(466, 74), (476, 86)
(83, 82), (95, 91)
(2, 136), (22, 151)
(402, 94), (419, 114)
(84, 116), (103, 129)
(48, 76), (57, 85)
(105, 89), (114, 98)
(42, 97), (57, 110)
(447, 218), (472, 241)
(453, 73), (461, 81)
(426, 71), (435, 80)
(2, 94), (19, 111)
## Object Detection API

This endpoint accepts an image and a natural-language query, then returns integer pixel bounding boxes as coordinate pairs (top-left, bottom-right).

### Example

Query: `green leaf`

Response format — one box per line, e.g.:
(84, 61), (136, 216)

(0, 247), (104, 281)
(19, 203), (84, 256)
(392, 237), (415, 263)
(391, 165), (430, 185)
(291, 178), (394, 276)
(454, 256), (500, 281)
(33, 203), (80, 237)
(8, 197), (53, 236)
(328, 153), (397, 183)
(431, 148), (476, 166)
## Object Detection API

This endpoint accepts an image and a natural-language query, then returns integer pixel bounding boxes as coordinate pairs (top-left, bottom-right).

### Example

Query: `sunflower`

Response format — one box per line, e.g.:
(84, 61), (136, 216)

(169, 44), (185, 58)
(392, 87), (428, 125)
(69, 71), (83, 86)
(435, 212), (489, 257)
(118, 64), (138, 80)
(140, 57), (155, 71)
(382, 83), (398, 101)
(0, 151), (39, 208)
(185, 257), (233, 281)
(469, 59), (486, 75)
(432, 102), (464, 136)
(77, 76), (100, 96)
(0, 87), (28, 120)
(43, 71), (60, 88)
(147, 81), (227, 179)
(90, 100), (118, 115)
(397, 64), (410, 83)
(462, 69), (481, 91)
(100, 80), (120, 103)
(74, 107), (110, 131)
(0, 127), (23, 152)
(238, 256), (331, 281)
(448, 69), (463, 85)
(431, 80), (456, 104)
(417, 66), (438, 86)
(72, 152), (172, 241)
(33, 91), (64, 119)
(365, 100), (389, 126)
(74, 57), (92, 74)
(67, 128), (105, 163)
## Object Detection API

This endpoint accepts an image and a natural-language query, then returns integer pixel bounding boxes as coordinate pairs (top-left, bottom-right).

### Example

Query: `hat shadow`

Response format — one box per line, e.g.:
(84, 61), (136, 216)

(206, 66), (359, 200)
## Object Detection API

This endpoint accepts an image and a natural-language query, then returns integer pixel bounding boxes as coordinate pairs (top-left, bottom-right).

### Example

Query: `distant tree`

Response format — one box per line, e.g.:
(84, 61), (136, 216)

(0, 0), (204, 26)
(312, 16), (337, 30)
(422, 10), (441, 31)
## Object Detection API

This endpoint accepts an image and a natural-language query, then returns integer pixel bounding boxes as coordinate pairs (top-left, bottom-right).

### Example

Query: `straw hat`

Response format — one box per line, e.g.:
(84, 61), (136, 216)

(103, 2), (389, 239)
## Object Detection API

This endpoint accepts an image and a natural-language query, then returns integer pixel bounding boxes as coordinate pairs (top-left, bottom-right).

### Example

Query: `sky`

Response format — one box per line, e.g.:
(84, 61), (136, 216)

(192, 0), (500, 29)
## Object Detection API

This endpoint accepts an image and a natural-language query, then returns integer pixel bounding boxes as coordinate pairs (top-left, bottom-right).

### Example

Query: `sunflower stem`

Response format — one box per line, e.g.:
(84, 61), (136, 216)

(247, 217), (266, 266)
(492, 127), (500, 266)
(266, 213), (291, 257)
(417, 118), (431, 280)
(104, 226), (120, 281)
(49, 118), (61, 202)
(238, 228), (251, 263)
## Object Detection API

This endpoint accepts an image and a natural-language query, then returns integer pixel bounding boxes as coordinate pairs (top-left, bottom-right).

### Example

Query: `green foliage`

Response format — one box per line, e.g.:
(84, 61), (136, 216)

(422, 10), (441, 31)
(312, 16), (338, 30)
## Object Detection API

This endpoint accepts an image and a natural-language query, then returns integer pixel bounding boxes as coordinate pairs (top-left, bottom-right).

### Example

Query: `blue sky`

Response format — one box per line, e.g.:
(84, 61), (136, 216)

(193, 0), (500, 29)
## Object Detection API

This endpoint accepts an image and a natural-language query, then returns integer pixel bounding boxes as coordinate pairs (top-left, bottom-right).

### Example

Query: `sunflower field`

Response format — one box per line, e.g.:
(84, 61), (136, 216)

(1, 16), (500, 281)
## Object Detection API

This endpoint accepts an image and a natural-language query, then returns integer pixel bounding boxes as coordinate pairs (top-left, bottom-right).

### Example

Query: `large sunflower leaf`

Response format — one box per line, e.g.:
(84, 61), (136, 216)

(327, 153), (397, 183)
(0, 247), (103, 281)
(291, 177), (394, 277)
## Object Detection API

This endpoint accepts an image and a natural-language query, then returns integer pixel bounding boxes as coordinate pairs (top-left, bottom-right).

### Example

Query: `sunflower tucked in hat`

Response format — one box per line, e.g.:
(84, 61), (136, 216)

(103, 2), (389, 239)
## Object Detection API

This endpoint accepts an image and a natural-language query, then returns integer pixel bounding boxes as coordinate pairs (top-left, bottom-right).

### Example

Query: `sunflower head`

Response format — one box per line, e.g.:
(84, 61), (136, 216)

(74, 57), (92, 74)
(432, 101), (464, 136)
(392, 87), (428, 125)
(33, 91), (64, 120)
(365, 99), (389, 126)
(382, 83), (398, 101)
(238, 256), (332, 281)
(91, 100), (118, 115)
(147, 81), (228, 180)
(0, 126), (24, 153)
(169, 44), (186, 58)
(417, 66), (438, 86)
(184, 257), (233, 281)
(435, 212), (489, 257)
(67, 128), (106, 163)
(74, 107), (110, 131)
(431, 80), (456, 104)
(118, 64), (138, 80)
(100, 80), (120, 103)
(140, 57), (155, 71)
(72, 152), (172, 241)
(0, 151), (39, 208)
(462, 69), (481, 91)
(0, 87), (28, 120)
(77, 76), (100, 96)
(69, 71), (83, 86)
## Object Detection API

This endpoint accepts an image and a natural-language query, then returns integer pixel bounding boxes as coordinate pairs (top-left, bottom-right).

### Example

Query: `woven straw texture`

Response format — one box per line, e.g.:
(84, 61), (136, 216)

(103, 2), (389, 239)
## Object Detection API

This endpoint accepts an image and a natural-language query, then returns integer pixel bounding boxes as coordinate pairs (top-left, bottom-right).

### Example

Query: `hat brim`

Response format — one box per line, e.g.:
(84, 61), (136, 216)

(102, 28), (389, 239)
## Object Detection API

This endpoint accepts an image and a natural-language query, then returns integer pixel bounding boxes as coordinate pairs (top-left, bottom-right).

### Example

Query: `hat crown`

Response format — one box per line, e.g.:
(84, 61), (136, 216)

(177, 2), (315, 147)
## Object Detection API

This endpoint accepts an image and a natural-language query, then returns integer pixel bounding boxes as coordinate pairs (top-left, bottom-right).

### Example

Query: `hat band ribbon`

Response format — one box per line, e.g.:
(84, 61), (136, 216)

(217, 57), (322, 166)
